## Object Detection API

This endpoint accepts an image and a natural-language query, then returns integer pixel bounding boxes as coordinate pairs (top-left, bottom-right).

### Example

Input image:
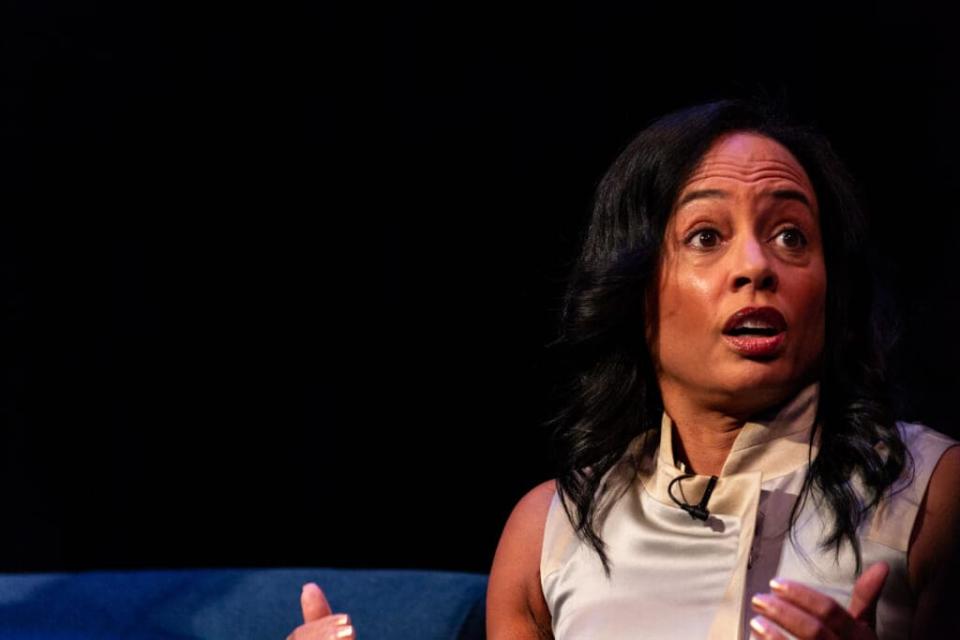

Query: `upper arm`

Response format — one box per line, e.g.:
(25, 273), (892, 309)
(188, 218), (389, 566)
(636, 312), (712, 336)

(909, 445), (960, 636)
(486, 479), (556, 640)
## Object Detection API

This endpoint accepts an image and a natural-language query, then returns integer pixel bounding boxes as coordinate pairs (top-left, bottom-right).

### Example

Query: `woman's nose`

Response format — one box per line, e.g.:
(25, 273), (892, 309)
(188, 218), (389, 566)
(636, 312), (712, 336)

(730, 235), (778, 292)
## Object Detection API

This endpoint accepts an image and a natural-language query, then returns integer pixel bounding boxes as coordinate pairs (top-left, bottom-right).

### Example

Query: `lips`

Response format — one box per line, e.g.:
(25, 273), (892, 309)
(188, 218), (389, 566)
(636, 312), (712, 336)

(722, 306), (787, 358)
(722, 307), (787, 335)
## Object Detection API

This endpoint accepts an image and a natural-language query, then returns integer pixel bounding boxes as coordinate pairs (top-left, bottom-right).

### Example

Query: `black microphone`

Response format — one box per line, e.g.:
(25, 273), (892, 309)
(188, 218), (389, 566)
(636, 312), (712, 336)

(667, 474), (719, 521)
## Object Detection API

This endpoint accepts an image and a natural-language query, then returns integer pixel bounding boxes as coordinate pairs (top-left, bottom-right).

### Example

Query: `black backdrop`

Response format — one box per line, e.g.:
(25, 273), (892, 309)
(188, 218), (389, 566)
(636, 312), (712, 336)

(1, 2), (958, 574)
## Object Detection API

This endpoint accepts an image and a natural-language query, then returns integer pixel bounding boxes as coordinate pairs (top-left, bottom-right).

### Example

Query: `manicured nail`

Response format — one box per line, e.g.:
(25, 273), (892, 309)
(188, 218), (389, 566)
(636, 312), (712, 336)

(334, 625), (354, 639)
(750, 616), (770, 639)
(332, 614), (350, 625)
(769, 577), (786, 593)
(751, 593), (773, 615)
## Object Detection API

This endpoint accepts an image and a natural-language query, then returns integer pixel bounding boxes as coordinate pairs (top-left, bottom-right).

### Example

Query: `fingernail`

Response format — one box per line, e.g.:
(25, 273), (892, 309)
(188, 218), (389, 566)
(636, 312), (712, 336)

(751, 593), (773, 615)
(333, 614), (350, 625)
(749, 616), (770, 639)
(769, 577), (786, 593)
(335, 625), (354, 639)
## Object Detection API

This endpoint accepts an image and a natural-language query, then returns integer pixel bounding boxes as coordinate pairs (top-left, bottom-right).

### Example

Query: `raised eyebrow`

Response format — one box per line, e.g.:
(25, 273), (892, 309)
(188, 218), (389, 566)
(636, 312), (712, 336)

(676, 189), (727, 207)
(676, 188), (816, 210)
(771, 188), (814, 209)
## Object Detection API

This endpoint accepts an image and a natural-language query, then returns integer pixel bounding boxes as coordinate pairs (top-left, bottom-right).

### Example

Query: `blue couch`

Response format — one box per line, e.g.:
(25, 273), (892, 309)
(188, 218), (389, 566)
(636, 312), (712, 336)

(0, 568), (488, 639)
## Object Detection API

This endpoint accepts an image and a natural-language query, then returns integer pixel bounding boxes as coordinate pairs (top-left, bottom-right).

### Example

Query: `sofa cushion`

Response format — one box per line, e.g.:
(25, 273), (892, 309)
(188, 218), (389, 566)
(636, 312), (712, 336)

(0, 568), (488, 640)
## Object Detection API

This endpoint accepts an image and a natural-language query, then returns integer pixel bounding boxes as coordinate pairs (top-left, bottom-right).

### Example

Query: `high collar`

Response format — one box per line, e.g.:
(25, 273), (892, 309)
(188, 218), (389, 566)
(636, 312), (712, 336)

(658, 382), (820, 480)
(624, 382), (821, 640)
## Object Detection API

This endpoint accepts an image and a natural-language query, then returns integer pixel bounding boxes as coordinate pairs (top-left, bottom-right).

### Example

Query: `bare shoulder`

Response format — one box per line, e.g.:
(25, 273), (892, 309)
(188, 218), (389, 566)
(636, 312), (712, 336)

(487, 479), (557, 640)
(506, 480), (558, 536)
(907, 445), (960, 635)
(908, 444), (960, 591)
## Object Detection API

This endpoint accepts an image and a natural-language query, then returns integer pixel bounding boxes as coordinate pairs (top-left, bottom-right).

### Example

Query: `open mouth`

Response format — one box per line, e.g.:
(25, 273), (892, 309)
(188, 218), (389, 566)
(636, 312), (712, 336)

(724, 326), (781, 337)
(722, 307), (787, 357)
(722, 307), (787, 335)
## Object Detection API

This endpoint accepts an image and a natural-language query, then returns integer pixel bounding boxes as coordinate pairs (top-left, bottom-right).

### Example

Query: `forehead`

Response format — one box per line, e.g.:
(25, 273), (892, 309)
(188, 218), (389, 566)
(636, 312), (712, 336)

(681, 132), (816, 204)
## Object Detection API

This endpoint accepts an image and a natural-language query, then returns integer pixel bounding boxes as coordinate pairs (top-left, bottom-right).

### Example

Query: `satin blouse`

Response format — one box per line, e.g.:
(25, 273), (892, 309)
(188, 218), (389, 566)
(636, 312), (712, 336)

(540, 385), (956, 639)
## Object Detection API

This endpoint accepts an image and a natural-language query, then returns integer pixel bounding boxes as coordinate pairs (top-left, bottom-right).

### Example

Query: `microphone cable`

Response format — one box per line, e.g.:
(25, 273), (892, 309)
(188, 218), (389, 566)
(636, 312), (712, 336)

(667, 473), (719, 521)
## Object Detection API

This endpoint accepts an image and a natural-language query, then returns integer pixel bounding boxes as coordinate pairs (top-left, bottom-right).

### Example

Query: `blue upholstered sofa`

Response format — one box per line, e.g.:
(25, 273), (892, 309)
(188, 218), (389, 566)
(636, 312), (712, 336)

(0, 568), (488, 639)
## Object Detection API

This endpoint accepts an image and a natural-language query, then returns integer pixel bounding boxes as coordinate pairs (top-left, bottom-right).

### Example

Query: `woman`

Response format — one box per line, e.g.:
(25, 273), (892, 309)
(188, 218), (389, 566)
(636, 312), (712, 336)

(285, 100), (960, 639)
(486, 100), (959, 639)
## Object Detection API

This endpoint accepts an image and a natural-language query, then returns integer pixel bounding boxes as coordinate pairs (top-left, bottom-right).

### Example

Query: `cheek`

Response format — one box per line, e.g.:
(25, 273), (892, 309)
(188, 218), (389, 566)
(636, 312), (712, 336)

(787, 267), (827, 348)
(657, 268), (720, 338)
(795, 268), (827, 317)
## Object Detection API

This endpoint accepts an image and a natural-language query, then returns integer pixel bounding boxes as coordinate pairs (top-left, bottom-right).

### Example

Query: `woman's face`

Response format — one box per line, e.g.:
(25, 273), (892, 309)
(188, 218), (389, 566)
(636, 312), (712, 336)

(652, 132), (826, 415)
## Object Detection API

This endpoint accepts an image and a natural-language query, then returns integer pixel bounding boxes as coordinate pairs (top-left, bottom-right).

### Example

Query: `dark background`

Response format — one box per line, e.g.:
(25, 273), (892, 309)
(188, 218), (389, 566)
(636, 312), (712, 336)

(1, 1), (958, 574)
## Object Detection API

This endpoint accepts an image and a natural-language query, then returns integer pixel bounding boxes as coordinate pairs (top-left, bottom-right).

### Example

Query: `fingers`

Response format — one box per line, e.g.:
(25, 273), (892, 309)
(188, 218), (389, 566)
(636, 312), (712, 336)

(750, 592), (842, 640)
(301, 583), (333, 623)
(765, 578), (853, 633)
(288, 583), (354, 639)
(750, 569), (888, 640)
(749, 615), (790, 640)
(286, 615), (355, 640)
(848, 562), (889, 623)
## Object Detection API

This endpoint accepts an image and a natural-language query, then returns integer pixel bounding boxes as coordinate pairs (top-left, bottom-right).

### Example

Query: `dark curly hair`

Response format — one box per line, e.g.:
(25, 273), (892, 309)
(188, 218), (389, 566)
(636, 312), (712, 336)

(549, 99), (908, 576)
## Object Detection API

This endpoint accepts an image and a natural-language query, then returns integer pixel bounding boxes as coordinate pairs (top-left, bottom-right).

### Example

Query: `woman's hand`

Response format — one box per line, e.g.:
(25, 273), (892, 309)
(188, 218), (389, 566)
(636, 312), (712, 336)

(749, 562), (889, 639)
(285, 583), (356, 640)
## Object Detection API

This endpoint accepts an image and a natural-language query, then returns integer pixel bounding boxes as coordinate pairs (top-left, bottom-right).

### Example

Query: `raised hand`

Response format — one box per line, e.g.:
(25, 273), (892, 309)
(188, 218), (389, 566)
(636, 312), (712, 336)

(285, 582), (356, 640)
(749, 562), (889, 639)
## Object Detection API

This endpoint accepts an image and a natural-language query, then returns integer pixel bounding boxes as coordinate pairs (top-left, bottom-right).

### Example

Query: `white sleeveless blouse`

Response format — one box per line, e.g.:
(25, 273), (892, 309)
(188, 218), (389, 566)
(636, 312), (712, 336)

(540, 385), (957, 639)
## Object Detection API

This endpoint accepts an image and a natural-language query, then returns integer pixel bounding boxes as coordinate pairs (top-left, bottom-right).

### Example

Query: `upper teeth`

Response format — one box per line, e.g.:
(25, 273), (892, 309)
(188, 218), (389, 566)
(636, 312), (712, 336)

(737, 319), (774, 329)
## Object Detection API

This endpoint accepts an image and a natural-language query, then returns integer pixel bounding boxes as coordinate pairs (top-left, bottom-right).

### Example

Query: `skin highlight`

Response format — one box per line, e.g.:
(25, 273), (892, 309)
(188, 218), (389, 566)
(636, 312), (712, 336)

(484, 122), (960, 640)
(653, 132), (827, 475)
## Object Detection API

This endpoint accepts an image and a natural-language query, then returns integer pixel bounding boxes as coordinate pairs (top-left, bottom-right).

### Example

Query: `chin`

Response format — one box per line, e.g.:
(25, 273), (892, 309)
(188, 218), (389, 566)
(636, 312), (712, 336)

(715, 362), (806, 406)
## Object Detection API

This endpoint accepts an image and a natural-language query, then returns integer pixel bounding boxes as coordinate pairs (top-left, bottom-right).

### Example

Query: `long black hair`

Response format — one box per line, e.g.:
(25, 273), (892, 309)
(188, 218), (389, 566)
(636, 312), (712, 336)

(549, 99), (908, 575)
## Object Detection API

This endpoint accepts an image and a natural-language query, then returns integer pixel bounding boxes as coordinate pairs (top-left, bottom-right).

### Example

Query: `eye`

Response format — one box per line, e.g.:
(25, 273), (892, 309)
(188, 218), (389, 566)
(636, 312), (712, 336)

(775, 227), (807, 249)
(686, 228), (721, 249)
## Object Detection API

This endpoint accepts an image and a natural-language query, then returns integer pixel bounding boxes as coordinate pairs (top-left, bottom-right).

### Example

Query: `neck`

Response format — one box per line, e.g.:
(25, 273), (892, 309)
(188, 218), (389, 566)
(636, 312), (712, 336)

(658, 377), (806, 476)
(666, 402), (744, 476)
